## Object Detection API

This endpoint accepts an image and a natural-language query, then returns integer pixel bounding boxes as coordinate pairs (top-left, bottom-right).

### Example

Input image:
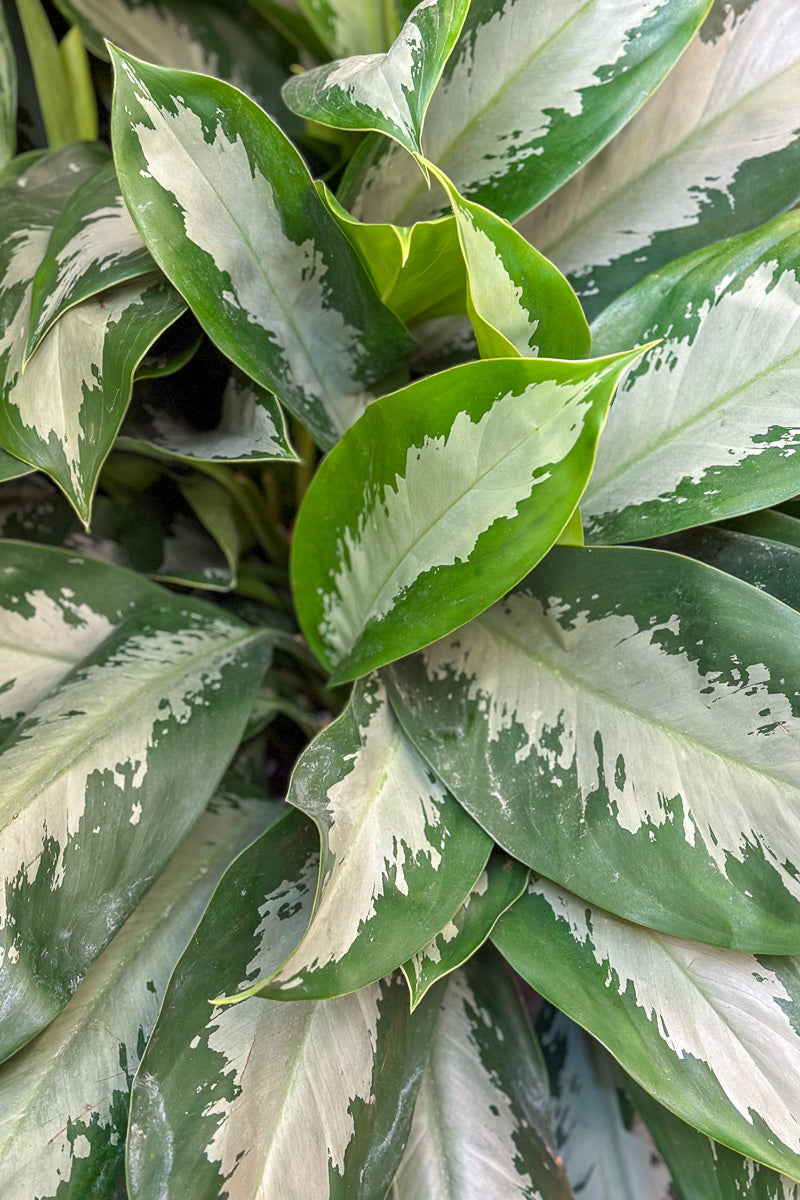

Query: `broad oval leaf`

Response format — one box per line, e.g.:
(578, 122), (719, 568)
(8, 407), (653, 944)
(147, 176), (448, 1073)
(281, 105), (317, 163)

(386, 545), (800, 952)
(0, 5), (16, 168)
(110, 48), (415, 450)
(236, 674), (491, 1001)
(401, 852), (528, 1010)
(339, 0), (711, 225)
(389, 950), (574, 1200)
(0, 540), (272, 1061)
(493, 877), (800, 1183)
(26, 159), (154, 359)
(0, 789), (276, 1200)
(282, 0), (469, 156)
(127, 809), (439, 1200)
(292, 352), (641, 683)
(584, 213), (800, 545)
(520, 0), (800, 320)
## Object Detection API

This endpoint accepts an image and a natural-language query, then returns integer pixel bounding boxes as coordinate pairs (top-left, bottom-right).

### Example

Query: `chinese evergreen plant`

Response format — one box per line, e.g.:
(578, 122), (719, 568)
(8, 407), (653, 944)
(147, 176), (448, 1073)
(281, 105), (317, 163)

(1, 0), (800, 1196)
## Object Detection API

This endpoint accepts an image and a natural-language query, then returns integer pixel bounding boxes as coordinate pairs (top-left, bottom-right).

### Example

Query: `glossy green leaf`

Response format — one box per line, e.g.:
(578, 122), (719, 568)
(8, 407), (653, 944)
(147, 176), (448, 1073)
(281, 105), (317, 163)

(0, 789), (277, 1200)
(585, 213), (800, 544)
(283, 0), (469, 156)
(387, 544), (800, 952)
(59, 25), (98, 141)
(0, 447), (32, 483)
(429, 163), (590, 359)
(539, 1008), (678, 1200)
(127, 809), (439, 1200)
(111, 48), (415, 450)
(0, 6), (16, 167)
(27, 160), (154, 358)
(297, 0), (400, 56)
(520, 0), (800, 320)
(232, 674), (491, 1001)
(178, 474), (242, 588)
(401, 852), (528, 1010)
(15, 0), (85, 147)
(389, 951), (574, 1200)
(653, 525), (800, 615)
(339, 0), (712, 225)
(0, 540), (272, 1061)
(292, 351), (642, 683)
(723, 507), (800, 551)
(493, 877), (800, 1183)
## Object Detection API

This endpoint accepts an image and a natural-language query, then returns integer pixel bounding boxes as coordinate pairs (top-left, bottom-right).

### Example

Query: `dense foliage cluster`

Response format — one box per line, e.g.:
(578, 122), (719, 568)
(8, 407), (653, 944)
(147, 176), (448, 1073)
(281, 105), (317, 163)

(1, 0), (800, 1196)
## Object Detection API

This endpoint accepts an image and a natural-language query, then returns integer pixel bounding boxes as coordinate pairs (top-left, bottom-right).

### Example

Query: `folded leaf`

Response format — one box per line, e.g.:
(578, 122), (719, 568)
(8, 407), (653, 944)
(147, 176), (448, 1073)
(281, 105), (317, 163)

(283, 0), (469, 156)
(293, 352), (641, 683)
(0, 540), (272, 1061)
(0, 789), (277, 1200)
(493, 877), (800, 1182)
(584, 213), (800, 544)
(520, 0), (800, 319)
(110, 48), (415, 450)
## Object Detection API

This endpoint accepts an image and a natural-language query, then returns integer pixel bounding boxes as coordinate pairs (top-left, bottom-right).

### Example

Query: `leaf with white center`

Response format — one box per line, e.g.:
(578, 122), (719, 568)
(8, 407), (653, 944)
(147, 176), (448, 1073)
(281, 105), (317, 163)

(127, 809), (439, 1200)
(584, 214), (800, 544)
(292, 351), (642, 683)
(121, 366), (296, 464)
(519, 0), (800, 321)
(0, 789), (278, 1200)
(389, 950), (574, 1200)
(386, 544), (800, 952)
(429, 163), (590, 359)
(0, 540), (272, 1062)
(401, 852), (528, 1009)
(493, 876), (800, 1182)
(56, 0), (294, 123)
(110, 49), (415, 451)
(2, 274), (187, 524)
(539, 1007), (678, 1200)
(338, 0), (712, 225)
(228, 674), (491, 1001)
(26, 160), (155, 359)
(0, 6), (15, 168)
(297, 0), (401, 56)
(283, 0), (468, 157)
(630, 1075), (800, 1200)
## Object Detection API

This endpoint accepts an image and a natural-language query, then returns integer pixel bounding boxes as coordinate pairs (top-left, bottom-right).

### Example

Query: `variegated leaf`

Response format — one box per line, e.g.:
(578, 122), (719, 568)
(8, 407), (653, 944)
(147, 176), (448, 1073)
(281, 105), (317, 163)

(584, 213), (800, 545)
(127, 809), (439, 1200)
(520, 0), (800, 320)
(0, 540), (272, 1062)
(539, 1008), (679, 1200)
(26, 160), (154, 358)
(429, 163), (590, 359)
(283, 0), (469, 156)
(0, 5), (16, 168)
(292, 352), (641, 683)
(493, 877), (800, 1182)
(229, 674), (491, 1002)
(386, 544), (800, 952)
(630, 1076), (800, 1200)
(110, 49), (415, 450)
(338, 0), (711, 225)
(0, 789), (278, 1200)
(402, 852), (528, 1010)
(297, 0), (400, 56)
(121, 366), (296, 464)
(389, 950), (574, 1200)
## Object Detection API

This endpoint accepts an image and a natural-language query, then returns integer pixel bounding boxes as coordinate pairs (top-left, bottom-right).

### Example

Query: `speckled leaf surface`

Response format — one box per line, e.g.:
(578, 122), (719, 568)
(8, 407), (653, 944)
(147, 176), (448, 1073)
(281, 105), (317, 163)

(388, 951), (573, 1200)
(520, 0), (800, 319)
(386, 545), (800, 952)
(110, 49), (414, 450)
(339, 0), (711, 225)
(0, 540), (272, 1062)
(27, 160), (155, 358)
(0, 790), (277, 1200)
(493, 877), (800, 1182)
(239, 675), (491, 1001)
(584, 214), (800, 544)
(127, 809), (439, 1200)
(0, 6), (16, 168)
(292, 352), (641, 683)
(402, 853), (528, 1009)
(283, 0), (468, 156)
